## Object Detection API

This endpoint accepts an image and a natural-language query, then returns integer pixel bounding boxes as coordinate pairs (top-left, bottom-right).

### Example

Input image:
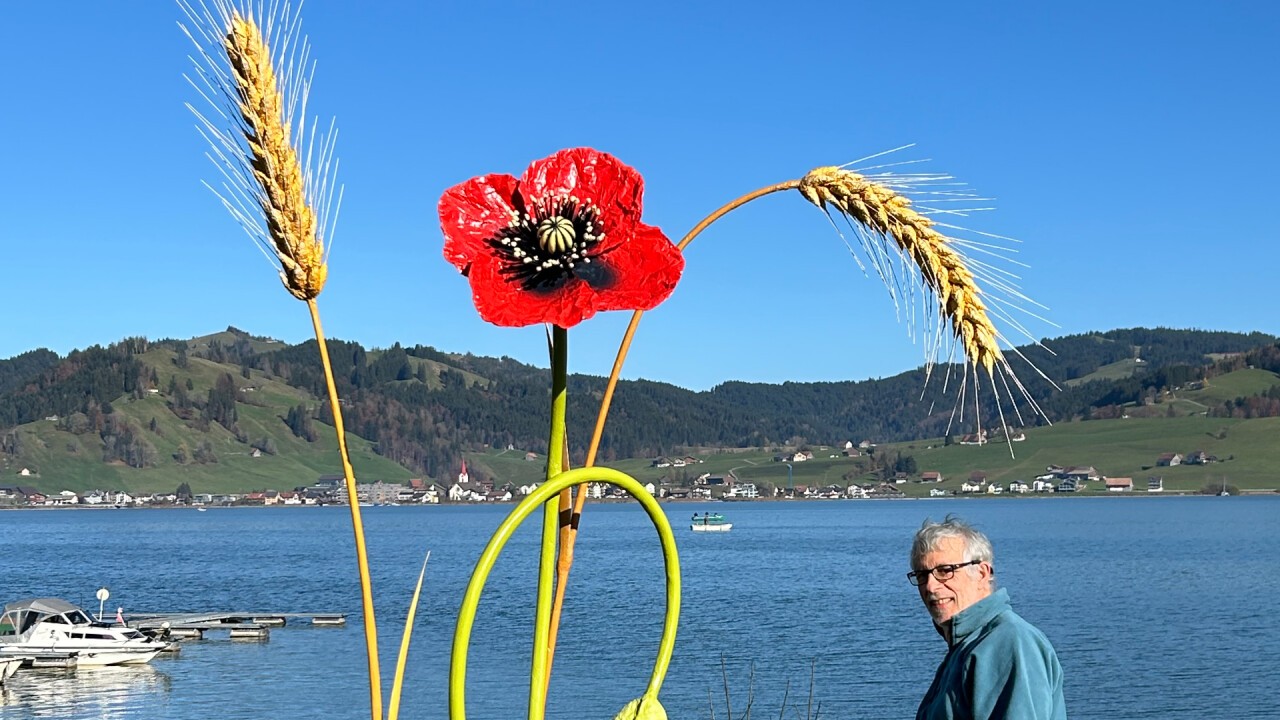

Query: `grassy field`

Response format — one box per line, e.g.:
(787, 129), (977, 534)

(464, 414), (1280, 497)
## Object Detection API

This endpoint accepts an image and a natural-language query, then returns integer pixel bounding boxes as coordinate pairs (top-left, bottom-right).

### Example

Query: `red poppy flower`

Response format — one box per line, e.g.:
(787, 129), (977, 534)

(440, 148), (684, 328)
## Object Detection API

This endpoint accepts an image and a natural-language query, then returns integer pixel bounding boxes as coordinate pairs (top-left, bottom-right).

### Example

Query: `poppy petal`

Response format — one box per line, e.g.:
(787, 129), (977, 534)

(440, 173), (520, 274)
(520, 148), (644, 242)
(466, 251), (596, 327)
(586, 223), (684, 313)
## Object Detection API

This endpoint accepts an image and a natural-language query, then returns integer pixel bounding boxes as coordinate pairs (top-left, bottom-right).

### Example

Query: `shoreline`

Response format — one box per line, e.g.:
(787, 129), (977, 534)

(2, 490), (1272, 511)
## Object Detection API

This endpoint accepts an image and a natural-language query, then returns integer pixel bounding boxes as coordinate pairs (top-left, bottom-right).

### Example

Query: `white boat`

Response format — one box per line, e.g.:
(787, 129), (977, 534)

(0, 654), (26, 684)
(0, 598), (166, 666)
(690, 513), (732, 532)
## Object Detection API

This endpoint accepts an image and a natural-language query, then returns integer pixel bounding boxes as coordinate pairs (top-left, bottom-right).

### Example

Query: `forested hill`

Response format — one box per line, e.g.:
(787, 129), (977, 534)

(0, 327), (1277, 483)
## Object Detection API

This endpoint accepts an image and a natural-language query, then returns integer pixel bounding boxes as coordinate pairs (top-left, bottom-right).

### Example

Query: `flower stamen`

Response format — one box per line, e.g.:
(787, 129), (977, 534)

(489, 196), (606, 290)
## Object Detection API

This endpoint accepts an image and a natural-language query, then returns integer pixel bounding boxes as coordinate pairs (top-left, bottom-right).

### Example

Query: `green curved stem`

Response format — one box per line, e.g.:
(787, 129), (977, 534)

(450, 467), (681, 719)
(529, 326), (568, 718)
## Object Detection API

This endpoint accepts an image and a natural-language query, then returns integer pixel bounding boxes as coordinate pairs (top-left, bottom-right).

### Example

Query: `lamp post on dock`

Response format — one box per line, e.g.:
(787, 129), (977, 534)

(96, 587), (110, 622)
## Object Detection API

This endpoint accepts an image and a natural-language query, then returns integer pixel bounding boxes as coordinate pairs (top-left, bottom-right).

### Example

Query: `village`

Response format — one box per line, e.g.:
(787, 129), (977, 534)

(0, 441), (1220, 508)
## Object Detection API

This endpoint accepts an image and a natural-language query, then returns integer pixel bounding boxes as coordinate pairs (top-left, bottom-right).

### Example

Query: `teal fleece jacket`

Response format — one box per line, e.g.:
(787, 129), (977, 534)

(916, 588), (1066, 720)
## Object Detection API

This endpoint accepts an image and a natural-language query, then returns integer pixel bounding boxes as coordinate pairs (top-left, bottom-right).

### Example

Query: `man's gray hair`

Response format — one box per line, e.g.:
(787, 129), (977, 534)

(911, 514), (995, 568)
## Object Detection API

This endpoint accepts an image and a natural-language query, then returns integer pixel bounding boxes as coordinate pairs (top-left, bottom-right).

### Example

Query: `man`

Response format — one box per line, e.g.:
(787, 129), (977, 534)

(909, 516), (1066, 719)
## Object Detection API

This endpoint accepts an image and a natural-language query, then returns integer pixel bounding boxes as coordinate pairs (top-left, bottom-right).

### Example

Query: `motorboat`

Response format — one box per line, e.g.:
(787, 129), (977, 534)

(690, 512), (732, 532)
(0, 654), (26, 684)
(0, 598), (166, 666)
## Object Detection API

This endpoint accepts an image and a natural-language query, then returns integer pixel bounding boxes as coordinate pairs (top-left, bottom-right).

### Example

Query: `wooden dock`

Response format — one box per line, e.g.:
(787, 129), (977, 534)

(127, 611), (346, 641)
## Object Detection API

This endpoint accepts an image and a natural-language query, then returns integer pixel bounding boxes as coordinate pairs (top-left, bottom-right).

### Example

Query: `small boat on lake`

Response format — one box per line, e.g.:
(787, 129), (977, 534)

(0, 598), (166, 666)
(690, 512), (732, 532)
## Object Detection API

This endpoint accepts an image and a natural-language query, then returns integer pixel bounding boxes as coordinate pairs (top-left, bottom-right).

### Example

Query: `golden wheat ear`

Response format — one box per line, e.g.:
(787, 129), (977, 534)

(797, 155), (1059, 449)
(179, 0), (341, 301)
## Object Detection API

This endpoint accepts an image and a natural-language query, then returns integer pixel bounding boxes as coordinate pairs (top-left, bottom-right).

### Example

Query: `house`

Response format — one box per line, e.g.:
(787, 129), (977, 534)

(1147, 477), (1164, 493)
(929, 488), (948, 497)
(921, 471), (944, 483)
(48, 490), (79, 506)
(812, 485), (841, 499)
(1184, 450), (1211, 465)
(651, 456), (672, 468)
(985, 484), (1003, 495)
(968, 471), (988, 485)
(961, 481), (983, 493)
(847, 484), (869, 499)
(524, 452), (538, 462)
(1105, 477), (1133, 492)
(725, 483), (758, 499)
(1008, 480), (1029, 494)
(449, 483), (486, 502)
(959, 433), (987, 445)
(1055, 478), (1080, 493)
(1156, 453), (1183, 467)
(858, 440), (876, 450)
(867, 483), (905, 498)
(1065, 467), (1098, 483)
(1033, 479), (1056, 493)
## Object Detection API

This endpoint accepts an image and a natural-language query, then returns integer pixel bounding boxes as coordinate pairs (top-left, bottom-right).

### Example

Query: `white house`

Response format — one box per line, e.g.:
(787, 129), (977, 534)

(1008, 480), (1029, 494)
(961, 481), (983, 493)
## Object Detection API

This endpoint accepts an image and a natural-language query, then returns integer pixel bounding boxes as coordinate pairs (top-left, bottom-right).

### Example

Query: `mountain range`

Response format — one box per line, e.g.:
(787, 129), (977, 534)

(2, 326), (1278, 495)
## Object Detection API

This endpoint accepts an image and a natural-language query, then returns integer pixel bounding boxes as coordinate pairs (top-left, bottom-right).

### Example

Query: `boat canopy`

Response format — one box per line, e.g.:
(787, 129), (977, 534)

(3, 598), (81, 616)
(0, 598), (94, 639)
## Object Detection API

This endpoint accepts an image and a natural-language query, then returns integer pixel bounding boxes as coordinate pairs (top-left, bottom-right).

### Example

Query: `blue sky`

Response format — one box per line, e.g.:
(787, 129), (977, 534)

(2, 2), (1277, 391)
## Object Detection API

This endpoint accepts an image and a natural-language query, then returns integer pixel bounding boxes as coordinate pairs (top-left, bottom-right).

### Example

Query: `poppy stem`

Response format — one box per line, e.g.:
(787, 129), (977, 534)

(307, 298), (382, 720)
(541, 179), (801, 684)
(530, 325), (568, 719)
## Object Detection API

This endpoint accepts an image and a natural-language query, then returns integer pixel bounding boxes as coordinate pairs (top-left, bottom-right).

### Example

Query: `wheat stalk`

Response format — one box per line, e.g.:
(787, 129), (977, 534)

(178, 4), (383, 720)
(798, 166), (1001, 376)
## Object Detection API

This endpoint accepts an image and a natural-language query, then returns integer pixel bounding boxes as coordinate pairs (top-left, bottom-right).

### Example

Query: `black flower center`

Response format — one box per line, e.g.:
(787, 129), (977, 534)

(488, 195), (606, 291)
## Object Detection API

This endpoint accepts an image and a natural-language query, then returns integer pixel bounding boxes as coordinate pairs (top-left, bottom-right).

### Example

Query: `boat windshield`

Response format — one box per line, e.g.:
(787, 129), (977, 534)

(64, 610), (93, 625)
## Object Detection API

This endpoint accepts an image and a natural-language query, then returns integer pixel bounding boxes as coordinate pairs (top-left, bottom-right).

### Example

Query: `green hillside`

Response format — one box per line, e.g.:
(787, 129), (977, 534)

(465, 412), (1280, 496)
(2, 328), (1279, 496)
(0, 344), (411, 495)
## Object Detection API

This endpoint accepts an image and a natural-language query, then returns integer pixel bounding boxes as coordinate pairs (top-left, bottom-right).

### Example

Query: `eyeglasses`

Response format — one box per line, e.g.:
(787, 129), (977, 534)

(907, 559), (982, 586)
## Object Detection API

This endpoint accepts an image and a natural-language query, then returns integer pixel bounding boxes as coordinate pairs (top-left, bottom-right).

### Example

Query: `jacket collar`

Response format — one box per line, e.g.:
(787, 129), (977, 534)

(936, 587), (1009, 647)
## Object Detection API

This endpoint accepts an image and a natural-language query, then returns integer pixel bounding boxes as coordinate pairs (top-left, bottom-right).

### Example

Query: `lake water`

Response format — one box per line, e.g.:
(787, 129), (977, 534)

(1, 496), (1277, 719)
